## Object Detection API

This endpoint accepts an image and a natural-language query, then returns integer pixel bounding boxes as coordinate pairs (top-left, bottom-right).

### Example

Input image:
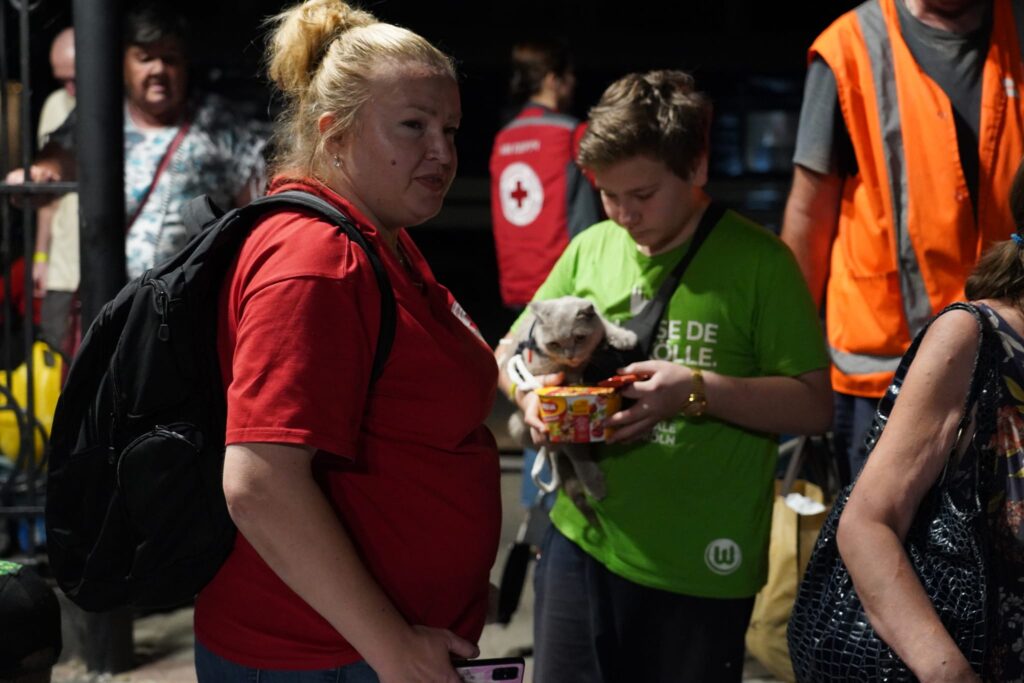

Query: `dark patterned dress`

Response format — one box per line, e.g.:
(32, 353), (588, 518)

(976, 303), (1024, 681)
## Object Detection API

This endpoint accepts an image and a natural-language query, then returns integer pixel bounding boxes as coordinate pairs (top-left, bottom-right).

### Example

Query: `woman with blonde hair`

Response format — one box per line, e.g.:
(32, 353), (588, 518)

(192, 2), (501, 681)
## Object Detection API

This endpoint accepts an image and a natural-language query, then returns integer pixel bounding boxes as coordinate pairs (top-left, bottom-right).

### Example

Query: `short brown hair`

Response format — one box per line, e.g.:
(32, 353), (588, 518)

(965, 157), (1024, 302)
(577, 69), (711, 180)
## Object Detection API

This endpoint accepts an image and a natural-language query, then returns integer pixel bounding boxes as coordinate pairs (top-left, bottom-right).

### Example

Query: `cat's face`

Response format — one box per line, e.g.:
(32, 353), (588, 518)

(529, 297), (605, 368)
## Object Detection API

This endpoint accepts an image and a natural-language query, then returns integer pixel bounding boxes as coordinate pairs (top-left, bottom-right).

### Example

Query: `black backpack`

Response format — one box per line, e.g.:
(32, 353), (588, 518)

(45, 191), (396, 611)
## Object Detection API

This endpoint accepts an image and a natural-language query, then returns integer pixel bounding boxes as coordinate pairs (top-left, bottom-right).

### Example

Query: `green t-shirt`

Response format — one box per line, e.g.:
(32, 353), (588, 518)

(525, 211), (829, 598)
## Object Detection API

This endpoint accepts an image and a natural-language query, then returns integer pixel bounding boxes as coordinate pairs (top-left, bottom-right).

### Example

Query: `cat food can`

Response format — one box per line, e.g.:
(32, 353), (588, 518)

(536, 386), (622, 443)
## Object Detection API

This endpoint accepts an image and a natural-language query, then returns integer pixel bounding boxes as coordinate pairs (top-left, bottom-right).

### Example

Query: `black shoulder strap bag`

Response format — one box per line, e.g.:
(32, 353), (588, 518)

(787, 302), (1001, 682)
(582, 201), (726, 384)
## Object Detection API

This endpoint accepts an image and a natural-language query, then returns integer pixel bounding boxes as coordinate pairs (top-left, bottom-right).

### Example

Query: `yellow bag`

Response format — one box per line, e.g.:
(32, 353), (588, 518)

(745, 437), (835, 682)
(0, 340), (64, 463)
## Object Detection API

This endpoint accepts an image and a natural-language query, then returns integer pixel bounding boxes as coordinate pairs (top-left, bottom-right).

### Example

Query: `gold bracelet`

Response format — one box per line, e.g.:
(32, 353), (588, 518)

(33, 251), (48, 264)
(507, 382), (518, 401)
(681, 367), (708, 418)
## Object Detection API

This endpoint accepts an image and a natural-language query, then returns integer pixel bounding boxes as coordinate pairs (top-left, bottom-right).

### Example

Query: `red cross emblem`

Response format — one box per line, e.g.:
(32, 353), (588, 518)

(510, 181), (529, 208)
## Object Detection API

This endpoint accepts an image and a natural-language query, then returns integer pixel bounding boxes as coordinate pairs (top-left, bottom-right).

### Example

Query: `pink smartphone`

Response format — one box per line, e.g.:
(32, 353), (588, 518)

(453, 656), (525, 682)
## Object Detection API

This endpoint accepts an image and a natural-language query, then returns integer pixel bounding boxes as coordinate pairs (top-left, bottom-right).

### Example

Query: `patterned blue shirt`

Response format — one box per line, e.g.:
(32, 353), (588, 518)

(123, 94), (268, 278)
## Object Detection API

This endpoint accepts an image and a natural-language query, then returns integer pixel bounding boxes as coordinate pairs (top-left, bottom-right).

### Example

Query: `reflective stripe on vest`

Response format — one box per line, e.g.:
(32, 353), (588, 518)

(502, 112), (579, 132)
(830, 345), (900, 375)
(828, 1), (928, 377)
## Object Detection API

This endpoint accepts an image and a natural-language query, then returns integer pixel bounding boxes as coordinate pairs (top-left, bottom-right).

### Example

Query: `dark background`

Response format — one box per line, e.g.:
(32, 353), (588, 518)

(7, 0), (860, 343)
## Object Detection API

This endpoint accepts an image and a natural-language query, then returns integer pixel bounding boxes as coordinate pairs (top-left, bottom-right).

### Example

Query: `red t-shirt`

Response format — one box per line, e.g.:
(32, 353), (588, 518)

(194, 178), (502, 670)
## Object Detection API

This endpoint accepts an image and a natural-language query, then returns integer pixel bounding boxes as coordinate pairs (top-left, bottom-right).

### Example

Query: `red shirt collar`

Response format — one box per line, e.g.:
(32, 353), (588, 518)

(267, 176), (382, 238)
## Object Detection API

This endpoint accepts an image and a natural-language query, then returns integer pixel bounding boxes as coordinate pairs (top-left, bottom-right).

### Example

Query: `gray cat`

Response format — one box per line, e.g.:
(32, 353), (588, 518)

(506, 297), (637, 523)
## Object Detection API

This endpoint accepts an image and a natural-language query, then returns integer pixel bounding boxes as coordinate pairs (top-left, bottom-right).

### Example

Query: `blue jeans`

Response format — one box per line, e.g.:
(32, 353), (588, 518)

(195, 641), (380, 683)
(533, 526), (754, 683)
(832, 392), (879, 485)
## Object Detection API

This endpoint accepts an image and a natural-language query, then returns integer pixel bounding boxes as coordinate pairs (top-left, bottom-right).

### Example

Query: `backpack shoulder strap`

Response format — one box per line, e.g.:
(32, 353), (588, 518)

(181, 195), (225, 235)
(625, 201), (726, 355)
(234, 191), (396, 384)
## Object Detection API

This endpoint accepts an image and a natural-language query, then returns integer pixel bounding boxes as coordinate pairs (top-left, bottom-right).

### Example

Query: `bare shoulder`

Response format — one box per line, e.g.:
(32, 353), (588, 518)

(918, 307), (981, 358)
(903, 307), (981, 399)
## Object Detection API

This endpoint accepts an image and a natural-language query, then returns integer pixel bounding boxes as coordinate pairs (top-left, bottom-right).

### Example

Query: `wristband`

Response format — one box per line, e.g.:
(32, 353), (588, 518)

(507, 382), (518, 401)
(33, 251), (48, 264)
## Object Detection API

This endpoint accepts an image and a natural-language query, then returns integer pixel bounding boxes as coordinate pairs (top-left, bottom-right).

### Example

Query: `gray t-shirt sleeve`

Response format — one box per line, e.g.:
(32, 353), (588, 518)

(793, 58), (855, 176)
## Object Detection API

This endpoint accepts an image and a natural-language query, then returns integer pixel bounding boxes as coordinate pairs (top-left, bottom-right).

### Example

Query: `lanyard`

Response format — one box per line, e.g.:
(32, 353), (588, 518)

(125, 116), (192, 233)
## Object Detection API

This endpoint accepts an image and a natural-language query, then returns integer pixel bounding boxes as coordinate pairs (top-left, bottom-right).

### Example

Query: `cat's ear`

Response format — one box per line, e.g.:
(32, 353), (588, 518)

(529, 300), (549, 321)
(577, 304), (596, 320)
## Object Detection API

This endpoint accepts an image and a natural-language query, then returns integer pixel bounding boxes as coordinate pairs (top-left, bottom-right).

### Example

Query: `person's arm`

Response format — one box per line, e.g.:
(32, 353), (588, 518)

(836, 308), (982, 683)
(4, 158), (72, 211)
(223, 442), (477, 683)
(606, 362), (831, 442)
(33, 201), (55, 297)
(781, 57), (850, 309)
(780, 164), (842, 309)
(495, 333), (564, 443)
(494, 236), (581, 439)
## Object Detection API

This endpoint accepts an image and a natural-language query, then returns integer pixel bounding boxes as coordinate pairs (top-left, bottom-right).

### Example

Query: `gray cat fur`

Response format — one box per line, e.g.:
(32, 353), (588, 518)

(506, 297), (637, 523)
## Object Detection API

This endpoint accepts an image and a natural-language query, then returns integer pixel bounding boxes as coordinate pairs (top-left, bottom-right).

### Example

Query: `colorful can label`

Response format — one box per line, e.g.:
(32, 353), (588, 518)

(536, 386), (622, 443)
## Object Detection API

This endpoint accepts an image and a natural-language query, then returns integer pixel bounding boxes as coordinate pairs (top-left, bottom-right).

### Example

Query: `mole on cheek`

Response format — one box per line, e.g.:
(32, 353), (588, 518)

(391, 160), (397, 166)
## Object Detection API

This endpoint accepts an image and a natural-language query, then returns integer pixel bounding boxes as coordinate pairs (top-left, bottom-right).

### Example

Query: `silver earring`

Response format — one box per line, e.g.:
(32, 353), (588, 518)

(332, 154), (341, 168)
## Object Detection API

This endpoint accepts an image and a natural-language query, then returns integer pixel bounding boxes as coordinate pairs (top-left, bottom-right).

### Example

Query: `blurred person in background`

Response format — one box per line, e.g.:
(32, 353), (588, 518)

(780, 0), (1024, 484)
(33, 27), (78, 351)
(490, 35), (599, 312)
(7, 1), (267, 289)
(490, 36), (601, 528)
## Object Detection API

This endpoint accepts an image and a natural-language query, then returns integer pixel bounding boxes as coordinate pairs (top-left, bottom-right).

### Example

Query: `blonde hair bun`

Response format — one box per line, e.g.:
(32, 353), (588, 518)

(265, 0), (455, 176)
(267, 0), (376, 98)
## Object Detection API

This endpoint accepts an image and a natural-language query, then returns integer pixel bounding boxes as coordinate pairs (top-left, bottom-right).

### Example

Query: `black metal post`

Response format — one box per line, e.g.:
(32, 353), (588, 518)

(65, 0), (134, 673)
(0, 0), (15, 417)
(74, 0), (126, 326)
(16, 0), (40, 557)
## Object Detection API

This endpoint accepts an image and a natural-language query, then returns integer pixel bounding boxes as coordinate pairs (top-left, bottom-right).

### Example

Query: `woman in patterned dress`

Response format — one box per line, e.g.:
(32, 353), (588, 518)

(837, 160), (1024, 682)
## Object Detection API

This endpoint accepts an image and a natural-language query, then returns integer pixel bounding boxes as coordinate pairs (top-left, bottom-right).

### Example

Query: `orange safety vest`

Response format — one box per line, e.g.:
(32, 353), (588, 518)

(812, 0), (1024, 398)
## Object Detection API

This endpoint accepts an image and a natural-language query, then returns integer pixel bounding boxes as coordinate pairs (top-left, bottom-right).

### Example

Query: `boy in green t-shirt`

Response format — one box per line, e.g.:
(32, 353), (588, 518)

(495, 70), (831, 682)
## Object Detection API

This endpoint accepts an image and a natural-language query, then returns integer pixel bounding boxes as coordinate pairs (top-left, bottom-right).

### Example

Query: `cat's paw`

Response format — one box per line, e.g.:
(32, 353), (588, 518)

(607, 327), (638, 350)
(507, 412), (527, 444)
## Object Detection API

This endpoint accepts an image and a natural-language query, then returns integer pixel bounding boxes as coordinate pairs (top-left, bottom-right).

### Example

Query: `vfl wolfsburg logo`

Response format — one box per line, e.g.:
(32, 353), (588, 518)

(704, 539), (742, 575)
